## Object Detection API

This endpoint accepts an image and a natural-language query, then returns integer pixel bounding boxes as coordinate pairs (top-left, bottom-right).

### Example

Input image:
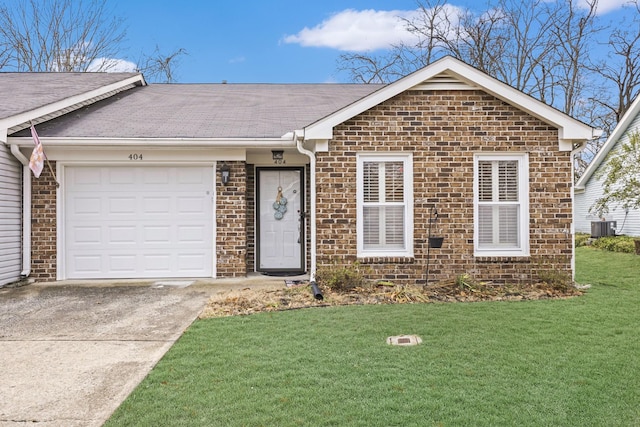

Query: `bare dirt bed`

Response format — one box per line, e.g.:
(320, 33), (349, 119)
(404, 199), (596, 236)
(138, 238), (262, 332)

(200, 281), (583, 318)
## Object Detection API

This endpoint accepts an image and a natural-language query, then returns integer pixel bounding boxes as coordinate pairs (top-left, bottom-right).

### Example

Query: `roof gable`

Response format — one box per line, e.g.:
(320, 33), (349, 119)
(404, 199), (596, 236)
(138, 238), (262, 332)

(302, 56), (596, 151)
(0, 72), (145, 141)
(576, 95), (640, 189)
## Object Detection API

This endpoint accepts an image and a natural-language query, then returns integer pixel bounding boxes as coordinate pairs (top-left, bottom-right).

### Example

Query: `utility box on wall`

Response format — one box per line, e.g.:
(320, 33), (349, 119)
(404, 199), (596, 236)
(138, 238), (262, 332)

(591, 221), (616, 238)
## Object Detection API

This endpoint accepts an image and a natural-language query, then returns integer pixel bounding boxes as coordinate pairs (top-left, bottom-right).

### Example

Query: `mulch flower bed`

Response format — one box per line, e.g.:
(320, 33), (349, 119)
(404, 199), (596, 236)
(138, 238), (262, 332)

(200, 280), (584, 319)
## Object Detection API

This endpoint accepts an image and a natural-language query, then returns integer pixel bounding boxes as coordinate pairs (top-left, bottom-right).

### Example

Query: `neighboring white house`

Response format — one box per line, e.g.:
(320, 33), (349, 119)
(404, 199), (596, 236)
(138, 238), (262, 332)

(0, 142), (21, 286)
(574, 96), (640, 237)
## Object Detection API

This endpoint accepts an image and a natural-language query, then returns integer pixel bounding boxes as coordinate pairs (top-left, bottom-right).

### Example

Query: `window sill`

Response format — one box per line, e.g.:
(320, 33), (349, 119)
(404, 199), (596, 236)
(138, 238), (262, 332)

(358, 256), (415, 264)
(474, 256), (531, 264)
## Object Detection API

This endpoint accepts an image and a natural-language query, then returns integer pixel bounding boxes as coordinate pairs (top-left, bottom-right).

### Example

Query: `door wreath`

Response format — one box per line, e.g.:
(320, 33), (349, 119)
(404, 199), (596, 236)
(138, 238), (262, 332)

(273, 186), (287, 220)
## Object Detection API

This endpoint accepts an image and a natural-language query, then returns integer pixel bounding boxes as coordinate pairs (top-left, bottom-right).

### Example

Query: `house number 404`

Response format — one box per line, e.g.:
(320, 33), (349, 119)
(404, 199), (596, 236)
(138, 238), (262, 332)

(128, 154), (143, 160)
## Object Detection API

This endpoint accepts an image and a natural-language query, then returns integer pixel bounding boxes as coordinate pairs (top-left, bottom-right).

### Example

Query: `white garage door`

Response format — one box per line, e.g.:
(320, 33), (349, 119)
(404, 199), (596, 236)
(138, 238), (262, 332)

(64, 166), (214, 279)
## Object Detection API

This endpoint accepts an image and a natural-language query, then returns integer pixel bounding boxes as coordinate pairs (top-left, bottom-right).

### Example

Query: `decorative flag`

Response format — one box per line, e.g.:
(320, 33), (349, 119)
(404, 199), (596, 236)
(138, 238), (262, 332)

(29, 125), (45, 178)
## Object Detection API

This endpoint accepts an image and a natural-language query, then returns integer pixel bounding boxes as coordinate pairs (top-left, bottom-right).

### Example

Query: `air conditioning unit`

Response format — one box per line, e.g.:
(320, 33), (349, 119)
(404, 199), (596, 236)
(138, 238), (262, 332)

(591, 221), (616, 238)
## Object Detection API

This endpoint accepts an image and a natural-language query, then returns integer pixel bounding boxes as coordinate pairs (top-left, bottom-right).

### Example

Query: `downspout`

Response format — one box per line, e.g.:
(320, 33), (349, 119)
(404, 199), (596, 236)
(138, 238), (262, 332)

(569, 140), (589, 282)
(10, 144), (31, 278)
(295, 133), (317, 282)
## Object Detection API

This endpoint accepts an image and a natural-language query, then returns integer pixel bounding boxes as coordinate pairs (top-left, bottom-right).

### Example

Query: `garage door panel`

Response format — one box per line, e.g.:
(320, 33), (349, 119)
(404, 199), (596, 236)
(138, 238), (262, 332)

(143, 254), (172, 273)
(109, 197), (137, 215)
(69, 168), (102, 187)
(65, 166), (214, 279)
(69, 255), (102, 274)
(109, 168), (136, 185)
(177, 196), (208, 214)
(143, 225), (171, 243)
(142, 168), (171, 184)
(71, 226), (102, 244)
(108, 226), (138, 244)
(177, 167), (207, 183)
(109, 255), (137, 272)
(143, 197), (171, 214)
(178, 225), (207, 243)
(70, 197), (102, 216)
(177, 253), (208, 271)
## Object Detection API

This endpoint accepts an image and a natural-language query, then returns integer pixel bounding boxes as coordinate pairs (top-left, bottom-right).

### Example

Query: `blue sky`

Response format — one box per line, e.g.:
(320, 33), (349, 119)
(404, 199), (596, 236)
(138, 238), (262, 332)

(109, 0), (632, 84)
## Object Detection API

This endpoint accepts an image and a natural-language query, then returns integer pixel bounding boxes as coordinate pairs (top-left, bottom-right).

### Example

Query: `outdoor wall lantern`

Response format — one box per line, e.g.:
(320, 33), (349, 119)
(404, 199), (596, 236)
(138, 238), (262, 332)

(272, 150), (284, 161)
(220, 163), (230, 185)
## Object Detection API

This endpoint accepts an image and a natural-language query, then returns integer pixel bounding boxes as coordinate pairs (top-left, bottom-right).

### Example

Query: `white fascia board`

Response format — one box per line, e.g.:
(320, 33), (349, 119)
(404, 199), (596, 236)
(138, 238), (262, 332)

(575, 95), (640, 190)
(0, 74), (145, 134)
(46, 147), (247, 162)
(303, 56), (596, 149)
(7, 136), (299, 148)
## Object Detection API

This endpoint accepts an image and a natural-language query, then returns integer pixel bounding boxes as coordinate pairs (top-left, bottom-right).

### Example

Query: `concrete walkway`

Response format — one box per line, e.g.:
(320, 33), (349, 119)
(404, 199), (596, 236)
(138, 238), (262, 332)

(0, 277), (287, 427)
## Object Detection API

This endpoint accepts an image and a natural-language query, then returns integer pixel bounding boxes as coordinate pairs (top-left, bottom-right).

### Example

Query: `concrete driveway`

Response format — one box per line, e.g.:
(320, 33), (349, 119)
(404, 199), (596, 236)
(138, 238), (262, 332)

(0, 281), (211, 427)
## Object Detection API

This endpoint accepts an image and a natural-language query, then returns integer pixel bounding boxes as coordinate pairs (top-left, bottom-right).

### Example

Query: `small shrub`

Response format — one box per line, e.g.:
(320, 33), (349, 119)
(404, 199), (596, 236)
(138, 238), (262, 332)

(454, 273), (476, 290)
(537, 268), (573, 292)
(316, 262), (369, 292)
(591, 235), (636, 253)
(575, 233), (591, 248)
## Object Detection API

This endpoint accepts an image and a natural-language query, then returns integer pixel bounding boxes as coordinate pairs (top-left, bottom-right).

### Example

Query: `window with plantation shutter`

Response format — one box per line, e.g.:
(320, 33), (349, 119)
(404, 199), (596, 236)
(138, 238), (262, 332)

(474, 154), (529, 256)
(357, 154), (413, 257)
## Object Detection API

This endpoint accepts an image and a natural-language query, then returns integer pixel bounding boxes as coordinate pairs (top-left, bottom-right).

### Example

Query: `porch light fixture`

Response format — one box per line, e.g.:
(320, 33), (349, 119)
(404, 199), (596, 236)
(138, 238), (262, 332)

(272, 150), (284, 161)
(220, 163), (230, 185)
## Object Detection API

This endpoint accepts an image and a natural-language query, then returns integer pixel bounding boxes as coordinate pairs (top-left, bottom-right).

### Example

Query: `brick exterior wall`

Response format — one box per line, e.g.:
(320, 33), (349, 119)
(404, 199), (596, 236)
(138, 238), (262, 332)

(315, 89), (573, 285)
(216, 161), (247, 277)
(246, 165), (256, 273)
(30, 161), (57, 281)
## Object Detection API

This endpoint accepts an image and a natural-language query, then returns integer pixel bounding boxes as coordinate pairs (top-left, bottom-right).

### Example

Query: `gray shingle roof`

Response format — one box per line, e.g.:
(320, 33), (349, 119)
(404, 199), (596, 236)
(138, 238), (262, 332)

(18, 83), (385, 139)
(0, 72), (142, 120)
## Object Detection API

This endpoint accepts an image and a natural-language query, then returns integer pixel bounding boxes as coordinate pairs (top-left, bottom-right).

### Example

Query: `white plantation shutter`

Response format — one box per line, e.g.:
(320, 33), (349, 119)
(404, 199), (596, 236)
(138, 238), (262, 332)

(358, 155), (413, 256)
(363, 162), (379, 202)
(362, 161), (405, 249)
(475, 155), (528, 255)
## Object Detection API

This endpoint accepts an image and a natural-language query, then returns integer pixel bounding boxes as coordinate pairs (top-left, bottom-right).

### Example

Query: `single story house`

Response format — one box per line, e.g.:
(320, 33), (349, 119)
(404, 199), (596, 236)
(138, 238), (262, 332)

(575, 95), (640, 237)
(2, 56), (598, 286)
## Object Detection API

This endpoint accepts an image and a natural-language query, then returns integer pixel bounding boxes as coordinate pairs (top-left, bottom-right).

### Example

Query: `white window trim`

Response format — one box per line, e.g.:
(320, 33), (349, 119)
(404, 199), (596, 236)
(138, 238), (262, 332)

(356, 153), (414, 258)
(473, 153), (530, 257)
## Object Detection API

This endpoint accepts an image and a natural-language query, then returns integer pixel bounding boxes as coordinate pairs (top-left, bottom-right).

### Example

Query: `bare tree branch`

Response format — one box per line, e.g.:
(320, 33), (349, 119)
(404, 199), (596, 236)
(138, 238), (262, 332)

(335, 0), (637, 179)
(137, 46), (188, 83)
(0, 0), (127, 72)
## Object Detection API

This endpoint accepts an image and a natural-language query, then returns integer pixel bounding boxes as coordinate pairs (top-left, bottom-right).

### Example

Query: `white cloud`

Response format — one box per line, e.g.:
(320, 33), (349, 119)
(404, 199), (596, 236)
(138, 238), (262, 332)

(283, 9), (422, 52)
(283, 2), (629, 53)
(576, 0), (631, 15)
(229, 56), (246, 64)
(87, 57), (138, 72)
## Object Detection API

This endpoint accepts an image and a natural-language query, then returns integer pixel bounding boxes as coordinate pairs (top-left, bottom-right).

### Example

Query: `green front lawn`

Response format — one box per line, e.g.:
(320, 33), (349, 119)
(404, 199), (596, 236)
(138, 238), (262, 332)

(106, 247), (640, 426)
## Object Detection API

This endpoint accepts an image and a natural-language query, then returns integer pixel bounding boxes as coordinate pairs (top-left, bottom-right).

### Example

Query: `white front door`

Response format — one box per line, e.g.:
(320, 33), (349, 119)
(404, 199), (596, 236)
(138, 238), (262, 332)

(64, 165), (214, 279)
(257, 168), (304, 273)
